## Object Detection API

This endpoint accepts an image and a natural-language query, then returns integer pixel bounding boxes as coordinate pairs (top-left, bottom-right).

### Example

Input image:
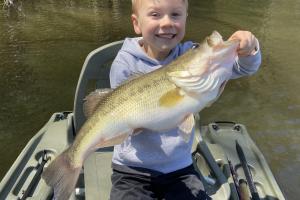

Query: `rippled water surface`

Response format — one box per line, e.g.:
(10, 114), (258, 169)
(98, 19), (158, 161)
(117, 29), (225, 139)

(0, 0), (299, 199)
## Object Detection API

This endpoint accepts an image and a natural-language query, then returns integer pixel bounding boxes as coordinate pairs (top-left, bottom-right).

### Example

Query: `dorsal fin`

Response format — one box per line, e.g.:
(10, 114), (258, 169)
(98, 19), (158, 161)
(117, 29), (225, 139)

(83, 88), (112, 118)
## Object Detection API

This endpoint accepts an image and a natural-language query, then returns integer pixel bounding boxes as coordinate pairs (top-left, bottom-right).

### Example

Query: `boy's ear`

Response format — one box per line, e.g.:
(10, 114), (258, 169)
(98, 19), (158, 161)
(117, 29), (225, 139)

(131, 14), (141, 34)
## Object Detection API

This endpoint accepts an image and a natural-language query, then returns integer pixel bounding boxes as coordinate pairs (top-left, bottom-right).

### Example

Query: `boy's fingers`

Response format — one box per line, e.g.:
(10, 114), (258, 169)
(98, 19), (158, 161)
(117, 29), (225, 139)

(228, 31), (258, 56)
(237, 49), (250, 56)
(238, 41), (256, 56)
(228, 33), (239, 41)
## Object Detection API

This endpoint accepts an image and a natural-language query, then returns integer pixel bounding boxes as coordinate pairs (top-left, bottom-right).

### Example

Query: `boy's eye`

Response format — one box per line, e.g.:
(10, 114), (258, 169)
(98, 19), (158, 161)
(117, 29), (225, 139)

(171, 12), (182, 18)
(172, 12), (180, 17)
(150, 12), (160, 17)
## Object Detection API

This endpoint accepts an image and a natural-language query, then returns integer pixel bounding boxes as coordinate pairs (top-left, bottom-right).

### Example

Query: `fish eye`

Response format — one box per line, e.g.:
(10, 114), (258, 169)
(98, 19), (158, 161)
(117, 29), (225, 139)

(192, 43), (199, 49)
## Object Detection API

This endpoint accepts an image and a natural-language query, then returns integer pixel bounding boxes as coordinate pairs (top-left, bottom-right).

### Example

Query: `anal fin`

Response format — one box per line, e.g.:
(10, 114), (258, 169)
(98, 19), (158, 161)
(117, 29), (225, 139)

(96, 132), (131, 149)
(94, 127), (148, 149)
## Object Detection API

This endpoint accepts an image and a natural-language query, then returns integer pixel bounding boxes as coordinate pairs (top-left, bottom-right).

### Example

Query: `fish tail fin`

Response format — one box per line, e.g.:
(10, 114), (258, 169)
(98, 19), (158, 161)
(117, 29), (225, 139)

(42, 148), (81, 200)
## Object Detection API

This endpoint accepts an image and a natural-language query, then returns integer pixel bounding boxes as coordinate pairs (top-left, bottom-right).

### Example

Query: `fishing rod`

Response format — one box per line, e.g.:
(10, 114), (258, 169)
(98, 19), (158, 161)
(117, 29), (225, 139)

(235, 140), (261, 200)
(228, 159), (241, 199)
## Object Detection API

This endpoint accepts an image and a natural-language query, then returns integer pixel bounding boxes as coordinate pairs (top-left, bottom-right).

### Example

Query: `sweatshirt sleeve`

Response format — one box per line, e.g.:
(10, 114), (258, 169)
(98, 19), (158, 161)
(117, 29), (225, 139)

(231, 39), (262, 79)
(109, 52), (132, 89)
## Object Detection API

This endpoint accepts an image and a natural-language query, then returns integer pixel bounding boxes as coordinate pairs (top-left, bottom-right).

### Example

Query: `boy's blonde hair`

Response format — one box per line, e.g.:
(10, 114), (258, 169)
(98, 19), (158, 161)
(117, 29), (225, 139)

(131, 0), (141, 14)
(132, 0), (188, 15)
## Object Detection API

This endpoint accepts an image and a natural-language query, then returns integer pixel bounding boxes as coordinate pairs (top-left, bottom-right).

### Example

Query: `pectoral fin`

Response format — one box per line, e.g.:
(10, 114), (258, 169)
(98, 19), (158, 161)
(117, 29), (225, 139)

(159, 88), (184, 107)
(178, 114), (195, 142)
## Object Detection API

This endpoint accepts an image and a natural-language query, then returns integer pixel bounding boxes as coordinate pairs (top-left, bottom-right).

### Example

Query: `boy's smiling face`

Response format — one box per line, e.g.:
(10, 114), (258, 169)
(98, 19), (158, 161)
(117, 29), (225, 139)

(131, 0), (188, 60)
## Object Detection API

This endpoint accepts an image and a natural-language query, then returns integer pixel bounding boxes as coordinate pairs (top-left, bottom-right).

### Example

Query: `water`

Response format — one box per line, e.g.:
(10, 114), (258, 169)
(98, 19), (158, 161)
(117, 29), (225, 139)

(0, 0), (299, 199)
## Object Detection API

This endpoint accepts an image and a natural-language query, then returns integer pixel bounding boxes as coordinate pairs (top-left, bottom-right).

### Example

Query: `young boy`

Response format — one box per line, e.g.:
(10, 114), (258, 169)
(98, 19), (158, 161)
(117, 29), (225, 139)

(109, 0), (261, 199)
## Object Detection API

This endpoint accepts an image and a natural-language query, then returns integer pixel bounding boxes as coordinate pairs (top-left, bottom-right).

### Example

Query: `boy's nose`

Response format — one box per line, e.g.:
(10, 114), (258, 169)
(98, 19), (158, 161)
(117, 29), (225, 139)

(160, 15), (173, 28)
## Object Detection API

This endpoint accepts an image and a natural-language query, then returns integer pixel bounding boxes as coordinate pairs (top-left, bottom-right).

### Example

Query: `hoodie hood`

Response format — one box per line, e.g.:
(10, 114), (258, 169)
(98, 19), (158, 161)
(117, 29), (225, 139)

(121, 37), (191, 67)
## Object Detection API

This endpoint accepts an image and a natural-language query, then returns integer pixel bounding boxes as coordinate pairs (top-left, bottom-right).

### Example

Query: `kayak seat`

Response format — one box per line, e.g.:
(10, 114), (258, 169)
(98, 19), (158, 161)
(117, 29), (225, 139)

(73, 40), (123, 133)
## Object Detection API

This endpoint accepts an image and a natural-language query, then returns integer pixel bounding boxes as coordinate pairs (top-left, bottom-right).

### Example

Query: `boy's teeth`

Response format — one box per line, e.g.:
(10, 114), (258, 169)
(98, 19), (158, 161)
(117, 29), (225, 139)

(157, 34), (175, 39)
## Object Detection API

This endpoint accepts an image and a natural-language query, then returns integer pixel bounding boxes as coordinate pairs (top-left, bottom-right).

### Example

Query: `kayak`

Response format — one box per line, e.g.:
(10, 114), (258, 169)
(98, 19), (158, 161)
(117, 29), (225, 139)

(0, 41), (285, 200)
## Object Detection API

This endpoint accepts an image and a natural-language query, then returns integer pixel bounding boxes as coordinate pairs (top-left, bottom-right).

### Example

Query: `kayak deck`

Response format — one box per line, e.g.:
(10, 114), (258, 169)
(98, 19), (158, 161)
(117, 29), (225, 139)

(195, 121), (285, 200)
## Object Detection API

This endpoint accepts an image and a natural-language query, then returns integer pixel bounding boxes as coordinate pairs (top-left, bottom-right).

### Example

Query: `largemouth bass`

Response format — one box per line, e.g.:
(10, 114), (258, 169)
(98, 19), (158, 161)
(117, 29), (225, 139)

(42, 31), (239, 199)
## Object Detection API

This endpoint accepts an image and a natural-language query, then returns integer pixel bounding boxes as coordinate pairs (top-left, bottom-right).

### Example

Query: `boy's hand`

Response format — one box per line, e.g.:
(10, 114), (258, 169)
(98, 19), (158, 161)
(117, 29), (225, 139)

(228, 30), (258, 57)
